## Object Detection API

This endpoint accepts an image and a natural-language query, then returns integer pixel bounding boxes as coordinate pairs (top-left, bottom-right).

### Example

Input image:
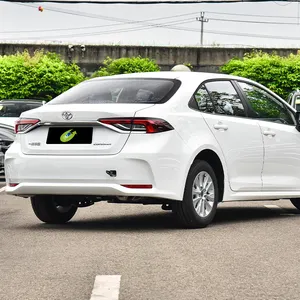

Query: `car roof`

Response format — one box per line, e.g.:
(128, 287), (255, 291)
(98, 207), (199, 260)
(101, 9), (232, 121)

(87, 71), (286, 102)
(88, 71), (251, 83)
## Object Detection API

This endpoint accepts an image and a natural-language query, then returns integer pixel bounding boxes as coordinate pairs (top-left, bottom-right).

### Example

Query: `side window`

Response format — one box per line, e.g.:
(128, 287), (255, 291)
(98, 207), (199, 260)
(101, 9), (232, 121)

(194, 85), (215, 113)
(205, 81), (246, 117)
(238, 82), (294, 125)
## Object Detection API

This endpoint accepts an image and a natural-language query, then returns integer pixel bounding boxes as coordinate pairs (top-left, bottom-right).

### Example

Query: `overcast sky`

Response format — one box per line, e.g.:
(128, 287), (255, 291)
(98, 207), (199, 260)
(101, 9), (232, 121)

(1, 1), (300, 47)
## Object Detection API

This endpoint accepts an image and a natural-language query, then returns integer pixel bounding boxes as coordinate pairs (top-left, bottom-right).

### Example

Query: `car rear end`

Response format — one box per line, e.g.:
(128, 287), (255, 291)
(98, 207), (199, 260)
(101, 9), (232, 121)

(5, 75), (190, 201)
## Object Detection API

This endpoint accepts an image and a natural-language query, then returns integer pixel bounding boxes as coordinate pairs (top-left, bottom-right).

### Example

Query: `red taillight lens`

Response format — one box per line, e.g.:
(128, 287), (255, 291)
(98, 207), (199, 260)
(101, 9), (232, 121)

(15, 118), (40, 134)
(99, 118), (173, 134)
(9, 183), (19, 187)
(121, 184), (152, 189)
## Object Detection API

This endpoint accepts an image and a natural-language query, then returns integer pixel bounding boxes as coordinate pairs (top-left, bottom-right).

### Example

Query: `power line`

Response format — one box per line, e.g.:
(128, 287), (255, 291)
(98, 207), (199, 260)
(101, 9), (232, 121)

(1, 19), (197, 40)
(209, 17), (299, 25)
(0, 0), (277, 4)
(0, 11), (198, 34)
(3, 2), (300, 42)
(13, 2), (300, 26)
(205, 28), (300, 40)
(14, 2), (148, 22)
(4, 20), (300, 42)
(205, 10), (300, 19)
(14, 2), (199, 27)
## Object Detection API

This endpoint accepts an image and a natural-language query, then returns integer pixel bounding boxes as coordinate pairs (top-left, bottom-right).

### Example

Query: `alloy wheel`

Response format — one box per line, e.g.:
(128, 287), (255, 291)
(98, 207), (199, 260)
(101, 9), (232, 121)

(192, 171), (215, 217)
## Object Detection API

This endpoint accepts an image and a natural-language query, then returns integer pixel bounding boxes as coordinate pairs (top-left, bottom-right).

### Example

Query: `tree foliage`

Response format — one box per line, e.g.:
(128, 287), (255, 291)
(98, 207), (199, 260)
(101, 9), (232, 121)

(221, 51), (300, 99)
(92, 56), (160, 77)
(0, 50), (85, 100)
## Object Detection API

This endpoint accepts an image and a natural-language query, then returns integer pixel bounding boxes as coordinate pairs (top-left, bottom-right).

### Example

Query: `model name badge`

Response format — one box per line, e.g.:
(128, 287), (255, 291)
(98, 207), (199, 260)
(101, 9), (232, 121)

(28, 142), (41, 146)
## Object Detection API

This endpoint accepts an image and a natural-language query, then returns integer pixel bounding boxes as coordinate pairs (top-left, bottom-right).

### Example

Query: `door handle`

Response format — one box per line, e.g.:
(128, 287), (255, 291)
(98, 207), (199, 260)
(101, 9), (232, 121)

(214, 124), (228, 131)
(263, 130), (276, 137)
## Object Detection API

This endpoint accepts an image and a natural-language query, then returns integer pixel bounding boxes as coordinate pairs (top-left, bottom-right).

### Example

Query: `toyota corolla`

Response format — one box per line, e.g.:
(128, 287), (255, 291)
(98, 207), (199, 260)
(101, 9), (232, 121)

(5, 72), (300, 228)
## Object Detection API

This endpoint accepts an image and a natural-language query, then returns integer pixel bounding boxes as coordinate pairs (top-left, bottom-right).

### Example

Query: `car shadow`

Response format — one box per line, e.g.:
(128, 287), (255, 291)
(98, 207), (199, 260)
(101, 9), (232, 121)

(17, 205), (300, 232)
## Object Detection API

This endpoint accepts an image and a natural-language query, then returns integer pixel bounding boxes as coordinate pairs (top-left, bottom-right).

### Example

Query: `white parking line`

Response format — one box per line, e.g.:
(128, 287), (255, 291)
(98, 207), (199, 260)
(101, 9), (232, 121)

(263, 204), (298, 216)
(0, 186), (6, 193)
(264, 204), (282, 210)
(90, 275), (121, 300)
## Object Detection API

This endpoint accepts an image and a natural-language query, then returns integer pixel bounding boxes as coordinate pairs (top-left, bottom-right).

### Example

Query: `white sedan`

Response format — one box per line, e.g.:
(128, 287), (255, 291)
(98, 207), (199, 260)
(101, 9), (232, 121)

(5, 72), (300, 228)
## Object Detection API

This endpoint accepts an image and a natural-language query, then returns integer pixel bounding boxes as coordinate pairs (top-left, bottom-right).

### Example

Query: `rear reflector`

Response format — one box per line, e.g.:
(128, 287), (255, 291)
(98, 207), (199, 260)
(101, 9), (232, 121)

(9, 183), (19, 187)
(15, 118), (40, 134)
(99, 118), (173, 134)
(121, 184), (153, 189)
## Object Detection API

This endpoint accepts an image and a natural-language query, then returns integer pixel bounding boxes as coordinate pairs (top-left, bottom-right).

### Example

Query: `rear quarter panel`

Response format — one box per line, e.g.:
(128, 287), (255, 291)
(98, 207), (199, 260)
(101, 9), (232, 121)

(134, 80), (230, 201)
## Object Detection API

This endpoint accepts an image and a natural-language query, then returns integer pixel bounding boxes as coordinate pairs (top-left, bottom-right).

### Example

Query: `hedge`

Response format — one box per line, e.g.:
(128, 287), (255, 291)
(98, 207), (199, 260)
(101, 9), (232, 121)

(221, 51), (300, 99)
(92, 56), (160, 77)
(0, 50), (85, 100)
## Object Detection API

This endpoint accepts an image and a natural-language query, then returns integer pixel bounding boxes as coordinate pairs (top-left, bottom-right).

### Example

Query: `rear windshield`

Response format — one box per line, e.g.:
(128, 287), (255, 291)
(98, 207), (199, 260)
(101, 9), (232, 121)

(48, 78), (181, 105)
(0, 103), (42, 117)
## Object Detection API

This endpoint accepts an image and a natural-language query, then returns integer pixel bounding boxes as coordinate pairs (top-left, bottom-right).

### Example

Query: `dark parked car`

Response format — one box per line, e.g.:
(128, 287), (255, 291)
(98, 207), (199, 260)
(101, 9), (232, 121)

(0, 99), (45, 127)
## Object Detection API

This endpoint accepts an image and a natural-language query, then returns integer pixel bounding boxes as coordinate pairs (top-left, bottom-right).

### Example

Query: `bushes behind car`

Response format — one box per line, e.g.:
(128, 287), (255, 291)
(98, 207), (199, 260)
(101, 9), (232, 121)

(0, 50), (85, 100)
(221, 51), (300, 100)
(92, 56), (160, 78)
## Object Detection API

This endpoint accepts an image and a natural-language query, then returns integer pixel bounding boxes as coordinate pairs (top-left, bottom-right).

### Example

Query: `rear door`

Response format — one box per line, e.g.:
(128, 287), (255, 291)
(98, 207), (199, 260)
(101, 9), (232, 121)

(194, 80), (263, 192)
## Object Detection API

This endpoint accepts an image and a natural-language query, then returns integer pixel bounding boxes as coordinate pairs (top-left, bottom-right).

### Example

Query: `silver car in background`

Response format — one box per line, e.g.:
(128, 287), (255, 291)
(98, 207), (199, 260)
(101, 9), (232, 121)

(287, 90), (300, 111)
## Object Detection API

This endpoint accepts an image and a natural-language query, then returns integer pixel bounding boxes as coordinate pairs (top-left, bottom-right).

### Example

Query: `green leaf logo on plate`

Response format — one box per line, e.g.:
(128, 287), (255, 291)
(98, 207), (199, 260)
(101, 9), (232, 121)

(60, 129), (77, 143)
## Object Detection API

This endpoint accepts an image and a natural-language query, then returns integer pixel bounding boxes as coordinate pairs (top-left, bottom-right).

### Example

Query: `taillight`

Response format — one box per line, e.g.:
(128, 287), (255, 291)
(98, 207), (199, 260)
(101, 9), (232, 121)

(99, 118), (173, 133)
(15, 118), (40, 134)
(121, 184), (152, 189)
(9, 183), (19, 187)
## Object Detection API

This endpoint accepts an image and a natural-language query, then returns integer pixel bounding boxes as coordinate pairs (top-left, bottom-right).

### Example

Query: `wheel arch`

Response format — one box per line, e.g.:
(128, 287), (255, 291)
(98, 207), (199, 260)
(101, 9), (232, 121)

(192, 149), (225, 202)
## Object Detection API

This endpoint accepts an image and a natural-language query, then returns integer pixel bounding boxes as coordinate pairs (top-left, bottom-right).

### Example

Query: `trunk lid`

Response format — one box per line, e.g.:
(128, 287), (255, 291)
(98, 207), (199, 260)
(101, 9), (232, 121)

(20, 104), (153, 155)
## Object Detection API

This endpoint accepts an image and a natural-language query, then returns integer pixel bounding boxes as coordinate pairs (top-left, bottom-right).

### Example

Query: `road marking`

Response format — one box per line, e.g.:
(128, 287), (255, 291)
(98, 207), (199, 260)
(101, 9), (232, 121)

(90, 275), (121, 300)
(264, 204), (282, 210)
(264, 204), (298, 216)
(0, 186), (6, 193)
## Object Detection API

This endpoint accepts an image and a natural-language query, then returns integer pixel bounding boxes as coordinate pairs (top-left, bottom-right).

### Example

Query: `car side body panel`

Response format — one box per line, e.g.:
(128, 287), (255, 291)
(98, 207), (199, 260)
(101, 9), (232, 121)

(5, 72), (300, 203)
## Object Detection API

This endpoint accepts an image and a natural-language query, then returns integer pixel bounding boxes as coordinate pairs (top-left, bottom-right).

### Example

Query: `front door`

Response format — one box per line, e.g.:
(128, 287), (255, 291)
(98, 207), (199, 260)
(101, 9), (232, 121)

(237, 81), (300, 191)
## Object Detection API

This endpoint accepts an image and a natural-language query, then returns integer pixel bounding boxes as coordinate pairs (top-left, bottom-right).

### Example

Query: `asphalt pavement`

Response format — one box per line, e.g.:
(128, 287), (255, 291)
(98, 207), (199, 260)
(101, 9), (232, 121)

(0, 175), (5, 187)
(1, 192), (300, 300)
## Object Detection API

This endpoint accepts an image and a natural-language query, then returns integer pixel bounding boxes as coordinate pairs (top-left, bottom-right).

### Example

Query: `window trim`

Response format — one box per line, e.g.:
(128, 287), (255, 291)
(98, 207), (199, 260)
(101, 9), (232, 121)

(189, 78), (250, 118)
(49, 78), (182, 105)
(189, 83), (216, 113)
(235, 80), (296, 126)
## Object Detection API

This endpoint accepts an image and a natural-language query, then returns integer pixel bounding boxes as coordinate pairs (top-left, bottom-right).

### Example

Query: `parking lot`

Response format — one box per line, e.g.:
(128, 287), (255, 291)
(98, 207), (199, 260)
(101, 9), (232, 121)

(1, 190), (300, 300)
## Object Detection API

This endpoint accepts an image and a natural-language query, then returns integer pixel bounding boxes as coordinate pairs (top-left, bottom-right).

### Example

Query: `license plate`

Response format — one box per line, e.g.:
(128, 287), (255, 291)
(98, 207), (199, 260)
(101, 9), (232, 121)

(47, 127), (93, 144)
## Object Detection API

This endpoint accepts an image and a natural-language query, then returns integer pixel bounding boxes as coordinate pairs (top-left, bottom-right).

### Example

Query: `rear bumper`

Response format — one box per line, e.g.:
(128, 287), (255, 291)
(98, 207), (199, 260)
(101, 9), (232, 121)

(5, 182), (177, 199)
(5, 133), (190, 200)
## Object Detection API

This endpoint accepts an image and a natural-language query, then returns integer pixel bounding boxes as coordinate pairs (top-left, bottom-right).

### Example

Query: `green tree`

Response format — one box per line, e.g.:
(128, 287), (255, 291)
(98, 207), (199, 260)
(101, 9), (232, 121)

(92, 56), (160, 77)
(221, 51), (300, 99)
(0, 50), (85, 100)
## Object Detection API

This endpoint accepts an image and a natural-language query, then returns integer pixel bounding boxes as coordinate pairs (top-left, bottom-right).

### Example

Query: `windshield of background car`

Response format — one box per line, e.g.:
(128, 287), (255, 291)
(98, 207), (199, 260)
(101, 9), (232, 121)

(0, 103), (42, 117)
(48, 78), (181, 105)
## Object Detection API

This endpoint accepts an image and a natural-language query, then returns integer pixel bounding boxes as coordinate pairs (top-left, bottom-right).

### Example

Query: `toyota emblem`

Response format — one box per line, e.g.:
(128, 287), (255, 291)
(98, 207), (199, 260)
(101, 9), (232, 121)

(62, 111), (73, 120)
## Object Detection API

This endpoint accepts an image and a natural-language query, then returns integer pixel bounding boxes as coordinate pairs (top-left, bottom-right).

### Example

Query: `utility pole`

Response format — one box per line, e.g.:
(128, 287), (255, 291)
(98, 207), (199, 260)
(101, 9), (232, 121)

(196, 12), (209, 46)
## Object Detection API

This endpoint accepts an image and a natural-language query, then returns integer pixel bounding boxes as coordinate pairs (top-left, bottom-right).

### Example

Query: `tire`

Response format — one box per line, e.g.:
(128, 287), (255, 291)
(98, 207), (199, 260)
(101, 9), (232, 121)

(173, 160), (219, 228)
(31, 195), (78, 224)
(290, 198), (300, 210)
